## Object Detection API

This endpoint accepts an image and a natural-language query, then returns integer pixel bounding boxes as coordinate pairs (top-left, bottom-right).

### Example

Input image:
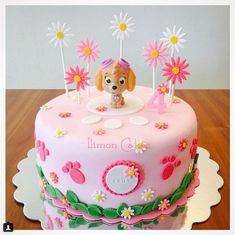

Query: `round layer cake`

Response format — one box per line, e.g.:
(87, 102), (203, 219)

(35, 86), (199, 230)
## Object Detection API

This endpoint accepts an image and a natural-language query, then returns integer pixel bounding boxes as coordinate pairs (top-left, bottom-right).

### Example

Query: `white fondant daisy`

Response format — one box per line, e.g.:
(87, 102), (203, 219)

(55, 128), (66, 137)
(135, 140), (147, 154)
(47, 21), (73, 48)
(121, 207), (135, 220)
(40, 103), (51, 110)
(160, 25), (186, 55)
(120, 223), (132, 230)
(141, 188), (155, 202)
(125, 166), (139, 178)
(92, 191), (107, 202)
(110, 12), (134, 40)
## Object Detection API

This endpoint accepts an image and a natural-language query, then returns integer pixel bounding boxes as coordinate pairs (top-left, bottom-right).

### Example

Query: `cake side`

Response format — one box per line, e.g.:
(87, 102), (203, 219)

(35, 86), (198, 212)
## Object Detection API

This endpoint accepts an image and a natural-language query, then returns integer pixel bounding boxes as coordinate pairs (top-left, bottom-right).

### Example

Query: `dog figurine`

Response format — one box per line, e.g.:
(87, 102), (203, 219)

(95, 58), (136, 108)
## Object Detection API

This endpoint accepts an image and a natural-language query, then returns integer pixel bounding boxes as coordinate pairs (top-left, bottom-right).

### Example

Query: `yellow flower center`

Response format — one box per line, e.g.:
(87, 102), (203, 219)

(39, 180), (45, 187)
(161, 203), (168, 209)
(159, 215), (166, 220)
(137, 143), (143, 149)
(56, 31), (64, 39)
(124, 210), (131, 217)
(182, 142), (187, 148)
(95, 194), (103, 201)
(172, 66), (180, 75)
(63, 211), (68, 217)
(151, 50), (159, 58)
(119, 22), (127, 31)
(145, 192), (152, 199)
(62, 198), (67, 204)
(161, 87), (167, 93)
(170, 36), (178, 44)
(84, 47), (92, 56)
(127, 169), (135, 177)
(50, 175), (55, 180)
(159, 122), (165, 127)
(95, 128), (102, 133)
(73, 75), (81, 83)
(56, 129), (63, 135)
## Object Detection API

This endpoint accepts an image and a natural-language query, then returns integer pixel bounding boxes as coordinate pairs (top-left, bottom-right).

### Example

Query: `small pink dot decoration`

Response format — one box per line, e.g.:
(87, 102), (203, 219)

(65, 66), (90, 92)
(35, 140), (50, 162)
(76, 39), (100, 63)
(160, 155), (181, 180)
(162, 56), (190, 84)
(178, 138), (188, 152)
(62, 161), (85, 184)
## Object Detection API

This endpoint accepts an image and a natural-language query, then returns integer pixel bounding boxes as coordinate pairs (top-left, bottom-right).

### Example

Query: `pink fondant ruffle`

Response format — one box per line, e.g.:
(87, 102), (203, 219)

(43, 169), (200, 225)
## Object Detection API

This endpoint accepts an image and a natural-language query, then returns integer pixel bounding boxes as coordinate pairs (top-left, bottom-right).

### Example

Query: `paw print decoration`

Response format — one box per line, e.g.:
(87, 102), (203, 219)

(160, 155), (181, 180)
(62, 161), (85, 184)
(35, 140), (50, 162)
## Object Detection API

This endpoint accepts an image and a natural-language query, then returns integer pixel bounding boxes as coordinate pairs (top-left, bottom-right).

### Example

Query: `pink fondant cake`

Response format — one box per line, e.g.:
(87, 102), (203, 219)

(35, 86), (199, 230)
(34, 17), (199, 230)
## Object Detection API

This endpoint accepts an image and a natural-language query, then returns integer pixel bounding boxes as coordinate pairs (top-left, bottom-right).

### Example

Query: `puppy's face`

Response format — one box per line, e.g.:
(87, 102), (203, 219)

(102, 62), (128, 95)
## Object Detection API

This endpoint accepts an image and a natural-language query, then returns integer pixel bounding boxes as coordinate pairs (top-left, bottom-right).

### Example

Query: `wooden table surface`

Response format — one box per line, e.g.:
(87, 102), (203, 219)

(6, 89), (230, 230)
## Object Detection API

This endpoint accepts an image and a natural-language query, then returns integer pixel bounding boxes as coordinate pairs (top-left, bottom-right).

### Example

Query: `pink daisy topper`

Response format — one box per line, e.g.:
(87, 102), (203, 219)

(162, 56), (190, 84)
(143, 41), (168, 92)
(65, 66), (89, 92)
(76, 39), (100, 63)
(144, 41), (168, 67)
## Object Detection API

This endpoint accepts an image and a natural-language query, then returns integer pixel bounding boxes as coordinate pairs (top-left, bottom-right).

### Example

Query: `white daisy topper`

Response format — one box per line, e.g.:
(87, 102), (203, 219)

(160, 25), (186, 57)
(110, 12), (134, 58)
(47, 21), (73, 96)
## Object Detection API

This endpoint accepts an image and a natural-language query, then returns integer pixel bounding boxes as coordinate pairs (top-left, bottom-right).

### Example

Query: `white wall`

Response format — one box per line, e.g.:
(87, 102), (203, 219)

(6, 5), (229, 89)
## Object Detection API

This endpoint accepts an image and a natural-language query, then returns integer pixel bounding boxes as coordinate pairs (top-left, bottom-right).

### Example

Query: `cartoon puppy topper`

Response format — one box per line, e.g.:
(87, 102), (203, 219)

(95, 58), (136, 108)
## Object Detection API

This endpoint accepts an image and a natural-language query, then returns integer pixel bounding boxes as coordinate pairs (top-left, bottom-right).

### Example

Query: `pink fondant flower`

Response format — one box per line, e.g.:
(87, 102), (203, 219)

(35, 140), (50, 162)
(96, 106), (108, 112)
(93, 127), (106, 135)
(157, 83), (169, 95)
(65, 66), (89, 92)
(158, 199), (170, 211)
(144, 41), (168, 67)
(155, 122), (168, 130)
(178, 138), (188, 152)
(62, 210), (71, 219)
(54, 217), (63, 228)
(61, 196), (70, 207)
(49, 172), (59, 183)
(125, 166), (139, 178)
(190, 138), (198, 159)
(76, 39), (100, 63)
(162, 57), (190, 84)
(59, 112), (71, 118)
